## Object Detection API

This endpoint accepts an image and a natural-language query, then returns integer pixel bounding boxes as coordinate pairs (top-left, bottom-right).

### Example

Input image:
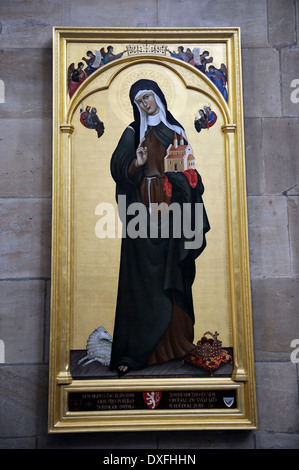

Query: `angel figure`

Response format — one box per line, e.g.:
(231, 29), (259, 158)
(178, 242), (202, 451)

(101, 45), (126, 64)
(82, 50), (103, 76)
(206, 64), (228, 102)
(67, 62), (87, 98)
(192, 48), (214, 73)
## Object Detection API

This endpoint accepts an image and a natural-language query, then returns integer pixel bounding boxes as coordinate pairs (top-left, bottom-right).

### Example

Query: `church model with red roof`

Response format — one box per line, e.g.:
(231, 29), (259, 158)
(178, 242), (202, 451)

(164, 132), (195, 172)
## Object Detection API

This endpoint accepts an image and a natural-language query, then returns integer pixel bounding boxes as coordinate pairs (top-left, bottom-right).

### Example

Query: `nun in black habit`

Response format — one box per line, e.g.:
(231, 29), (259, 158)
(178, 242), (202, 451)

(110, 79), (210, 376)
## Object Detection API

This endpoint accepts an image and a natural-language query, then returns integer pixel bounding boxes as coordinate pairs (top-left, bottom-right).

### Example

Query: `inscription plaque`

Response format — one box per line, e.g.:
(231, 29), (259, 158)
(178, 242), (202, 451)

(69, 390), (237, 412)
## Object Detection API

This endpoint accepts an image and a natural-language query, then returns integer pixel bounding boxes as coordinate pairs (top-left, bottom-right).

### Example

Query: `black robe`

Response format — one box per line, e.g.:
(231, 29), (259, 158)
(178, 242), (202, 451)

(110, 121), (210, 371)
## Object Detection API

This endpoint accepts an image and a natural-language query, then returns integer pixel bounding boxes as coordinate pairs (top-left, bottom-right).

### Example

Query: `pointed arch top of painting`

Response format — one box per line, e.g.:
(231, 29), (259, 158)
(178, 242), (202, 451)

(54, 26), (243, 128)
(66, 55), (232, 127)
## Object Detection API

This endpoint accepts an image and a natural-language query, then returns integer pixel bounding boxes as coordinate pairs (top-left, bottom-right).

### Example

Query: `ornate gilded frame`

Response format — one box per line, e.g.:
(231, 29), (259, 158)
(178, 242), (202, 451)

(48, 27), (257, 432)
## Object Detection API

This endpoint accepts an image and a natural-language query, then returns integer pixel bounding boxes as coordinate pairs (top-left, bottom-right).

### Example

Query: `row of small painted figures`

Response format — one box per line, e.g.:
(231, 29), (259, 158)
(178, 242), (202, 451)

(167, 46), (228, 102)
(68, 45), (228, 101)
(68, 46), (125, 98)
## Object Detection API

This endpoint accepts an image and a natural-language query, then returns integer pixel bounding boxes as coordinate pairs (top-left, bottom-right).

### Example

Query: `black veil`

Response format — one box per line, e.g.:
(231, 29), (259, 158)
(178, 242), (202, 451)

(129, 79), (186, 149)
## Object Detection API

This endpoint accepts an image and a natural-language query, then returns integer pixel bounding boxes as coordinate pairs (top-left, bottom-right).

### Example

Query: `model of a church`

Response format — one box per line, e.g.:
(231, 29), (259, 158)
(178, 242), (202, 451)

(164, 132), (195, 172)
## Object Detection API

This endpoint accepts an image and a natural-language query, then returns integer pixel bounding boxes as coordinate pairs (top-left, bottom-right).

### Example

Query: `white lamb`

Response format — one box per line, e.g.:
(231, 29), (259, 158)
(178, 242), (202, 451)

(78, 326), (112, 367)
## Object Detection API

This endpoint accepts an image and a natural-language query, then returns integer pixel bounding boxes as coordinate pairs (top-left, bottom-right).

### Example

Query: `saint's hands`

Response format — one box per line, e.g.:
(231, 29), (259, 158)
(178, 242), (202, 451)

(136, 138), (148, 168)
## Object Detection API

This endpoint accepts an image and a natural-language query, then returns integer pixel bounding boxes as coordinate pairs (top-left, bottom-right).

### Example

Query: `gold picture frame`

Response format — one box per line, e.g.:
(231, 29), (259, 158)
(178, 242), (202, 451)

(48, 27), (257, 432)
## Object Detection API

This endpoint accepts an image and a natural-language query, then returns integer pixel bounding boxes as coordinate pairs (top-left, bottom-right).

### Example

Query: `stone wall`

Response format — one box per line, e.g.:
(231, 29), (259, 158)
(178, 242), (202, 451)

(0, 0), (298, 449)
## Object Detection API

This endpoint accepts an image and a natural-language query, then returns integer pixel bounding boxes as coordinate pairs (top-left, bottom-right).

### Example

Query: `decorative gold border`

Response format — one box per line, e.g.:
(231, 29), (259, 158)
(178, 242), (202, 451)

(49, 27), (257, 432)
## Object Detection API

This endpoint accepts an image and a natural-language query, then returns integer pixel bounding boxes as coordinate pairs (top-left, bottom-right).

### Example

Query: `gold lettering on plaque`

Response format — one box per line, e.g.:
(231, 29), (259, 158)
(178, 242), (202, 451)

(126, 44), (167, 55)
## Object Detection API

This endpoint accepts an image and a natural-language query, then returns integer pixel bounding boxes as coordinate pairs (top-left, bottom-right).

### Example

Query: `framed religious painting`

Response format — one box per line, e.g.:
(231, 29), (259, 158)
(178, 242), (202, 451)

(48, 27), (257, 432)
